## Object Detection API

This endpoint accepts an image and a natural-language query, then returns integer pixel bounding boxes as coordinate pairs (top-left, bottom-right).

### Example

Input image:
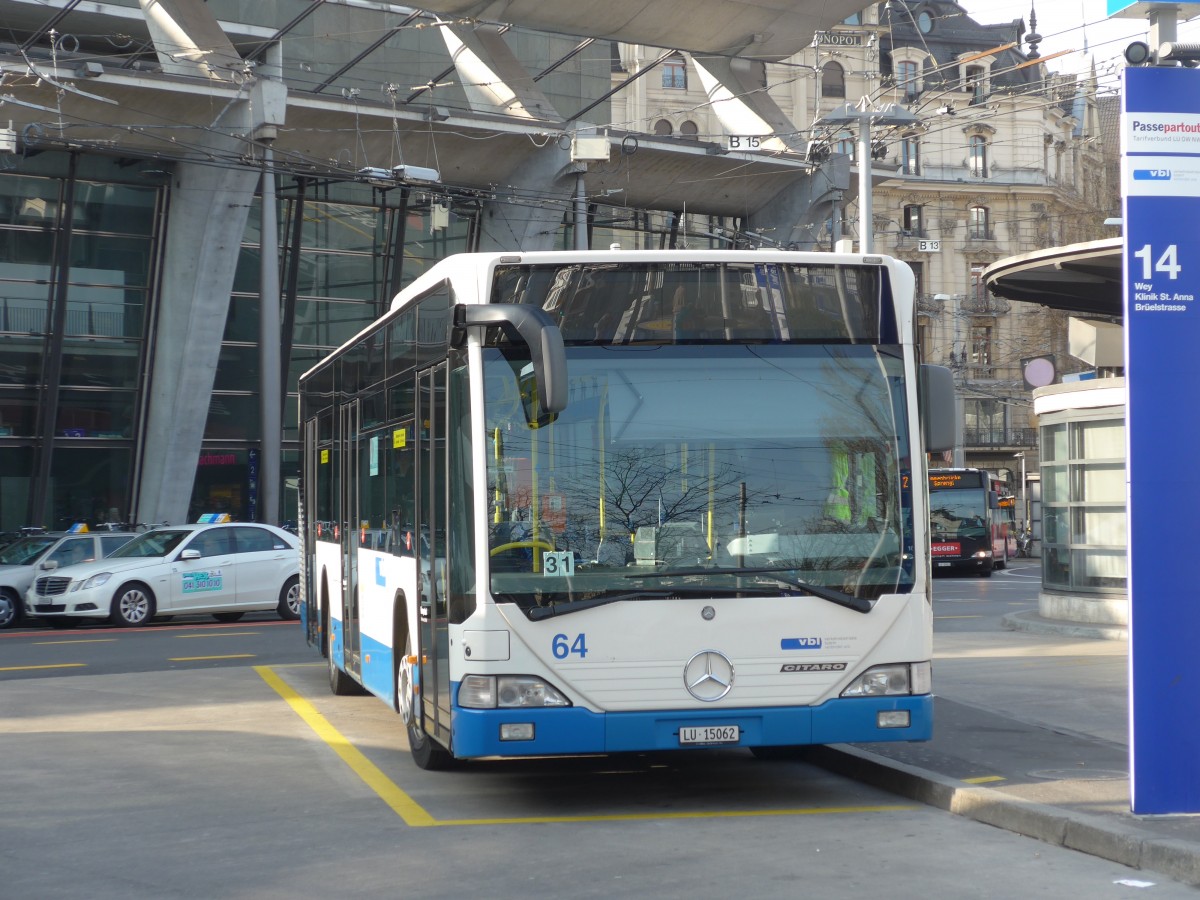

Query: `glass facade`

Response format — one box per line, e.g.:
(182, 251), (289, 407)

(0, 148), (757, 535)
(0, 153), (162, 533)
(1040, 411), (1127, 593)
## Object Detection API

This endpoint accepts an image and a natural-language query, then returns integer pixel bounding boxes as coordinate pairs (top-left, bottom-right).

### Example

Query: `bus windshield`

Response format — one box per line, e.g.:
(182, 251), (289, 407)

(930, 491), (989, 539)
(483, 343), (913, 613)
(492, 260), (887, 345)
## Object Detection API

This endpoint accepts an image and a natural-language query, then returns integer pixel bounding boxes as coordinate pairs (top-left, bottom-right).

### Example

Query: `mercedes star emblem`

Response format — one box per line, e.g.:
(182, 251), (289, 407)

(683, 649), (734, 702)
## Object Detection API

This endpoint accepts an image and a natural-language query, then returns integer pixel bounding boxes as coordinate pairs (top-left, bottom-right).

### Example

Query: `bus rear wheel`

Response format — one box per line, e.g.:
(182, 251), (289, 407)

(327, 614), (365, 696)
(399, 633), (452, 771)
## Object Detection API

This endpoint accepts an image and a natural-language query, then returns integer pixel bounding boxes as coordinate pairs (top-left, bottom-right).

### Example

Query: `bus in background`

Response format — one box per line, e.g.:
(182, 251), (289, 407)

(928, 468), (1017, 576)
(299, 249), (956, 769)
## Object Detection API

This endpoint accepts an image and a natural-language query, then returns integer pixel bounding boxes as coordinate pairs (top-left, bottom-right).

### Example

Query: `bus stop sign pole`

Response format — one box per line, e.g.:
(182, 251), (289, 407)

(1123, 63), (1200, 815)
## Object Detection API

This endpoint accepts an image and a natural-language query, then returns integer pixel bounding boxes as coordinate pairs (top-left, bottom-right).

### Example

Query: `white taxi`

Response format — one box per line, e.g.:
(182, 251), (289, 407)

(25, 523), (300, 627)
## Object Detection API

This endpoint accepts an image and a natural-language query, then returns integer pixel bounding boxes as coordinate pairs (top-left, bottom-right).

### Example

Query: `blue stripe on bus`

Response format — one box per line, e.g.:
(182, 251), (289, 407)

(446, 691), (932, 758)
(360, 630), (396, 706)
(329, 617), (343, 668)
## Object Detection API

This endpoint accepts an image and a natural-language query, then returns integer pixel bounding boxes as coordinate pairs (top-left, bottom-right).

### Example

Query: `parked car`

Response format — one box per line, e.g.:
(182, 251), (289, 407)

(24, 523), (300, 628)
(0, 530), (138, 628)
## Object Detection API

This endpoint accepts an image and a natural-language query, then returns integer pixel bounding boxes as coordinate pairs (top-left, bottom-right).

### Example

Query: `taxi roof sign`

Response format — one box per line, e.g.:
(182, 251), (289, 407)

(196, 513), (232, 523)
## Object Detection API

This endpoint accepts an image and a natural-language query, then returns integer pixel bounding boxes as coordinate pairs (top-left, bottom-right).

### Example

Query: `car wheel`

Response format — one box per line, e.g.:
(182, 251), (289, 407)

(0, 588), (22, 629)
(213, 612), (244, 623)
(400, 632), (453, 770)
(276, 576), (300, 620)
(110, 583), (156, 627)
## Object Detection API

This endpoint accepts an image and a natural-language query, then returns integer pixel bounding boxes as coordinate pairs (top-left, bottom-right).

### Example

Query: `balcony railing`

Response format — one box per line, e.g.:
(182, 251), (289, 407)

(960, 294), (1010, 315)
(963, 427), (1037, 449)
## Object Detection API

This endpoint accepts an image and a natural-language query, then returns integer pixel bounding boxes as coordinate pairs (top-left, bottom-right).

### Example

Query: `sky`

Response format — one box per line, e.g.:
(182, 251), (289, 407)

(957, 0), (1200, 85)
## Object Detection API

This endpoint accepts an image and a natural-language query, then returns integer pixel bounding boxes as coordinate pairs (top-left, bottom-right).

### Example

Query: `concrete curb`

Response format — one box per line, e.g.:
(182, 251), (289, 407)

(1001, 610), (1129, 642)
(801, 744), (1200, 888)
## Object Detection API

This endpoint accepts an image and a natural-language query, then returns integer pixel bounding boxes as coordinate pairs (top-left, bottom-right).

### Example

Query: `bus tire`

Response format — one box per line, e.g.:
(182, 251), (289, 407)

(980, 568), (993, 578)
(327, 611), (366, 696)
(400, 632), (452, 771)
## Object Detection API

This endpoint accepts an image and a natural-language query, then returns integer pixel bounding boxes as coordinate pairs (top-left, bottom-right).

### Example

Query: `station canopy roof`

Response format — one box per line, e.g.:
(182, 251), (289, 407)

(415, 0), (872, 60)
(984, 238), (1124, 320)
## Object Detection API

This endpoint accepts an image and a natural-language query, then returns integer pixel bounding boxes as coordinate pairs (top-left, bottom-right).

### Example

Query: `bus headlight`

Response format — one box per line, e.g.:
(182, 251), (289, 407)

(973, 549), (993, 559)
(841, 661), (931, 697)
(459, 675), (571, 709)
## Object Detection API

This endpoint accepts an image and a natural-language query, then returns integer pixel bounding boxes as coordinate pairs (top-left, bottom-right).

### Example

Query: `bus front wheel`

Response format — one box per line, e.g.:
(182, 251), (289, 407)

(400, 633), (453, 771)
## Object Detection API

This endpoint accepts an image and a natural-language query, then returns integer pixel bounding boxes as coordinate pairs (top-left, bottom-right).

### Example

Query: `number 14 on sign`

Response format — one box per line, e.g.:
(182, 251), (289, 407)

(1133, 244), (1181, 281)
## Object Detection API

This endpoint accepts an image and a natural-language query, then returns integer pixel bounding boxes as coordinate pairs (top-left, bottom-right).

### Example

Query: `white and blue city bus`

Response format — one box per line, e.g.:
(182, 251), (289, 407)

(298, 249), (955, 769)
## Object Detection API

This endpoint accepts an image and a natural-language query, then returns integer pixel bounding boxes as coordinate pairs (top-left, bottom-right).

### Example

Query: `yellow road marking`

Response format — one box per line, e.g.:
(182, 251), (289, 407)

(0, 663), (86, 672)
(256, 665), (437, 827)
(169, 654), (256, 661)
(256, 665), (916, 828)
(175, 632), (260, 638)
(33, 639), (116, 645)
(963, 775), (1006, 784)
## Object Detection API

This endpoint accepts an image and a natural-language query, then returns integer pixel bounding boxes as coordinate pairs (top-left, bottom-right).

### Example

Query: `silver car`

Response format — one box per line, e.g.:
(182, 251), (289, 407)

(0, 531), (138, 628)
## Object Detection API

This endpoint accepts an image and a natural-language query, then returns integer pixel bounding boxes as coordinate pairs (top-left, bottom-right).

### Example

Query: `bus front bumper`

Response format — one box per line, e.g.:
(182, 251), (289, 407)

(448, 694), (933, 759)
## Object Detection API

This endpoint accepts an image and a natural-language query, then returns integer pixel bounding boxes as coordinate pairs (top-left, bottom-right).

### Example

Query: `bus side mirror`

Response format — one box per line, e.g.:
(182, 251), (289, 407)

(454, 304), (568, 413)
(919, 364), (955, 454)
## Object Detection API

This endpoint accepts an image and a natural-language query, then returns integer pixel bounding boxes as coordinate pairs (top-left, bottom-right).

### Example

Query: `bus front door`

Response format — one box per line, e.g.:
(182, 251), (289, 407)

(417, 363), (452, 749)
(338, 399), (363, 679)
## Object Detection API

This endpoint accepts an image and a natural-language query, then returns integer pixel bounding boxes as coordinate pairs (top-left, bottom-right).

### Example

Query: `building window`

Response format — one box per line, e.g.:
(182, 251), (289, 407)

(968, 205), (990, 239)
(902, 204), (923, 237)
(916, 316), (933, 364)
(897, 60), (920, 100)
(901, 136), (920, 174)
(964, 398), (1004, 444)
(662, 55), (687, 90)
(654, 119), (673, 136)
(969, 134), (988, 177)
(836, 136), (856, 161)
(821, 62), (846, 99)
(679, 120), (699, 137)
(908, 260), (924, 298)
(964, 65), (986, 104)
(969, 320), (993, 375)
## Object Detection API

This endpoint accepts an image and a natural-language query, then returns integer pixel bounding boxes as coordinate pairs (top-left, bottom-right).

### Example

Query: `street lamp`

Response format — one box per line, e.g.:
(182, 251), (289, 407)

(815, 98), (919, 253)
(1013, 451), (1026, 530)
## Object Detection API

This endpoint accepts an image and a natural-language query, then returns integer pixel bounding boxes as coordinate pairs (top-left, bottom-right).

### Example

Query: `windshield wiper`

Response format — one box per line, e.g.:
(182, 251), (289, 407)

(524, 584), (762, 620)
(526, 589), (675, 620)
(629, 567), (872, 614)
